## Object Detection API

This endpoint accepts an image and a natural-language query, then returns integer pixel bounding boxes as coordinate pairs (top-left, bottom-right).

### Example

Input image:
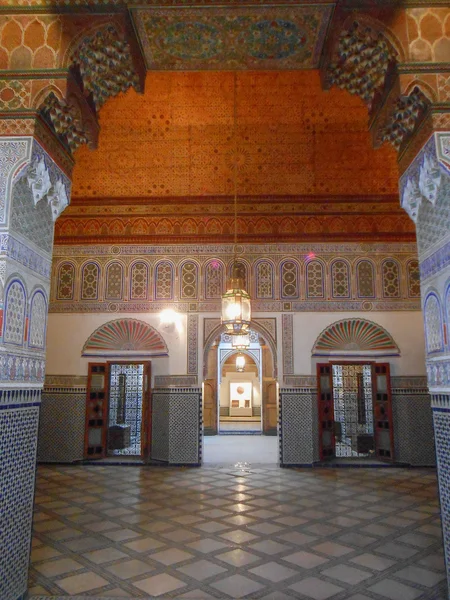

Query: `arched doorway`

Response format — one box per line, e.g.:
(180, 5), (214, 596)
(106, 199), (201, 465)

(203, 326), (278, 438)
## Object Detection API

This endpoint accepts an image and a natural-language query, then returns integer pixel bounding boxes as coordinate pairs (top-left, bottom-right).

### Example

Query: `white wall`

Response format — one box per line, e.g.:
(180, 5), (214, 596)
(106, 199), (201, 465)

(291, 311), (426, 376)
(45, 312), (187, 381)
(219, 371), (261, 408)
(46, 309), (426, 382)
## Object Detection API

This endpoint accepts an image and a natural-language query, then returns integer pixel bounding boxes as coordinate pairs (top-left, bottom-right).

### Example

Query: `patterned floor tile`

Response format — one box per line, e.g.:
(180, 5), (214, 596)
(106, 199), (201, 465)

(29, 464), (444, 600)
(210, 573), (265, 598)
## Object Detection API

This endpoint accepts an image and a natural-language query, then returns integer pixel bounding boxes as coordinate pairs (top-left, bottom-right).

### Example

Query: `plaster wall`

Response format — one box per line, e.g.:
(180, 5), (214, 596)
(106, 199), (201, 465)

(46, 309), (425, 382)
(219, 371), (261, 409)
(45, 312), (187, 381)
(291, 311), (426, 376)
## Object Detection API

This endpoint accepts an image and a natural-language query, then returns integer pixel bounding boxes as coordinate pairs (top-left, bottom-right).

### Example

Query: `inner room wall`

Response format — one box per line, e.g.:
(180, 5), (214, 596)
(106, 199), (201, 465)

(219, 371), (261, 412)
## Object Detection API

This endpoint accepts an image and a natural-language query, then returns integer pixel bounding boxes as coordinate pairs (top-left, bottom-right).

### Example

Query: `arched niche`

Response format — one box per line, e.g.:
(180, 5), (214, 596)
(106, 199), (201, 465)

(312, 318), (400, 358)
(82, 318), (168, 357)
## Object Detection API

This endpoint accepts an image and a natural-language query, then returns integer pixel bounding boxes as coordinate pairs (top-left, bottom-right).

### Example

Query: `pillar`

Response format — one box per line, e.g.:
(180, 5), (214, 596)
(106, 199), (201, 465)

(0, 115), (73, 600)
(400, 129), (450, 595)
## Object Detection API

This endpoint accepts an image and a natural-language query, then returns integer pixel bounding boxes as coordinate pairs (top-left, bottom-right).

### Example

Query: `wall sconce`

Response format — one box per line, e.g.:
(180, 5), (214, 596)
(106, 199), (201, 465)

(159, 309), (182, 334)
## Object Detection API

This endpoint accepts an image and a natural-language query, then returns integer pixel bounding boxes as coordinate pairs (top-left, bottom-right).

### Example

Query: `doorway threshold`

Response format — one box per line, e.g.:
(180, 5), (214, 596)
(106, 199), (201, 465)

(83, 456), (145, 466)
(219, 430), (262, 435)
(314, 458), (408, 468)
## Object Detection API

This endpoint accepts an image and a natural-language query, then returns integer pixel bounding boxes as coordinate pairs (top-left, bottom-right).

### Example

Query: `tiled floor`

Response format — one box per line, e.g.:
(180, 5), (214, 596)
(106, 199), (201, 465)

(203, 436), (278, 464)
(29, 464), (447, 599)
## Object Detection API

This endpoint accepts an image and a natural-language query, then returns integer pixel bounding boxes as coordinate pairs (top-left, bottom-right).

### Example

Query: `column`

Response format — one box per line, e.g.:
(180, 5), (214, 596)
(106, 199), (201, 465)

(400, 129), (450, 595)
(0, 115), (73, 600)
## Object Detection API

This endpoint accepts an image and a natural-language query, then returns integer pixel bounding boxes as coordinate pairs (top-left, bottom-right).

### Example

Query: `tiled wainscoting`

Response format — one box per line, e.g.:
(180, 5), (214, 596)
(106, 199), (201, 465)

(392, 378), (435, 467)
(279, 386), (319, 466)
(38, 381), (202, 466)
(432, 394), (450, 600)
(152, 388), (202, 465)
(38, 386), (86, 463)
(0, 389), (41, 600)
(280, 377), (435, 467)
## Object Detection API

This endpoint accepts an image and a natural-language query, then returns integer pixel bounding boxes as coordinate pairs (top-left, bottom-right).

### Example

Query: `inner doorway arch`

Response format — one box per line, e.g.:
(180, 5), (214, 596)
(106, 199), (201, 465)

(203, 323), (278, 436)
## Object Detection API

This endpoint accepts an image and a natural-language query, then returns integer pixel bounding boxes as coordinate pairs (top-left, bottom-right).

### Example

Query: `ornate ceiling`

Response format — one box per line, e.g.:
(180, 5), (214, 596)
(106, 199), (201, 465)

(61, 70), (414, 244)
(131, 4), (333, 70)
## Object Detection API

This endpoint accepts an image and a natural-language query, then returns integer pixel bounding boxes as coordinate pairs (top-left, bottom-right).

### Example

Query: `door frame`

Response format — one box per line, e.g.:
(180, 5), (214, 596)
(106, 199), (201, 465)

(317, 360), (394, 462)
(84, 360), (152, 459)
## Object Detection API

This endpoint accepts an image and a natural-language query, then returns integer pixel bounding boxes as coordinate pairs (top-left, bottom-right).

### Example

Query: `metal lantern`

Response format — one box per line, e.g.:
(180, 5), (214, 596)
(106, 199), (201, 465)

(221, 266), (251, 336)
(232, 333), (250, 349)
(236, 353), (246, 372)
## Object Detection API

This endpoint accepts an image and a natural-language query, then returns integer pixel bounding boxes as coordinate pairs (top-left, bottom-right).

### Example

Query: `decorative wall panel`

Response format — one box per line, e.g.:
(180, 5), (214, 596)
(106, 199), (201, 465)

(151, 390), (169, 462)
(432, 401), (450, 592)
(3, 279), (26, 345)
(130, 261), (148, 300)
(132, 6), (333, 70)
(152, 388), (201, 465)
(282, 314), (293, 376)
(357, 260), (375, 298)
(50, 243), (421, 314)
(279, 387), (318, 465)
(82, 318), (168, 357)
(28, 291), (47, 349)
(391, 378), (435, 466)
(38, 389), (85, 463)
(169, 388), (201, 465)
(0, 403), (40, 600)
(281, 260), (298, 299)
(312, 319), (400, 356)
(56, 263), (75, 300)
(187, 313), (198, 377)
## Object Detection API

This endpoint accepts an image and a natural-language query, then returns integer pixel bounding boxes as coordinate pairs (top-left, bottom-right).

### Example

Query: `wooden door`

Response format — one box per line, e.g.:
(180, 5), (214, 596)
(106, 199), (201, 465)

(317, 363), (335, 460)
(141, 361), (152, 460)
(263, 379), (278, 435)
(84, 362), (109, 458)
(372, 363), (394, 462)
(203, 379), (217, 435)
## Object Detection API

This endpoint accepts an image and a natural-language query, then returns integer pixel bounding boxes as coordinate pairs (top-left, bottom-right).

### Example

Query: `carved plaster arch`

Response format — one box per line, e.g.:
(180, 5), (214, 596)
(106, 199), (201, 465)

(219, 349), (261, 383)
(203, 321), (277, 379)
(312, 318), (400, 357)
(82, 318), (168, 357)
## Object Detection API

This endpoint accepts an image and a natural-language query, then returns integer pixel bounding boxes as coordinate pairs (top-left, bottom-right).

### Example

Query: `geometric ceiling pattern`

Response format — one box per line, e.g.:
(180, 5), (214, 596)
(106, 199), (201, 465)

(132, 5), (333, 70)
(72, 70), (400, 199)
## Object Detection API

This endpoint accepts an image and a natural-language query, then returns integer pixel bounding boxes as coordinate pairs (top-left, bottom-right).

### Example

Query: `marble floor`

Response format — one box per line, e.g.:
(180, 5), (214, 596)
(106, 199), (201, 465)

(29, 464), (446, 600)
(203, 436), (278, 464)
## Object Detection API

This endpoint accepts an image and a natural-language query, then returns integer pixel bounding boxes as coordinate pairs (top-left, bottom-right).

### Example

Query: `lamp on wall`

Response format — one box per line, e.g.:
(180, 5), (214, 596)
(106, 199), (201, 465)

(236, 353), (246, 372)
(221, 72), (251, 336)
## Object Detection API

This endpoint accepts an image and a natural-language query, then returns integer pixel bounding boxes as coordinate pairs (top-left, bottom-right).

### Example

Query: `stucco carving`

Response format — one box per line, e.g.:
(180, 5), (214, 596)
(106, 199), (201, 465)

(326, 21), (397, 111)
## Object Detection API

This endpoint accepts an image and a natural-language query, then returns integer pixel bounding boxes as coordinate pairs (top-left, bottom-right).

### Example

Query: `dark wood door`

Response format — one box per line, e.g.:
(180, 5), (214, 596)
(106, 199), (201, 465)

(317, 363), (335, 460)
(263, 379), (278, 435)
(372, 363), (394, 462)
(84, 362), (109, 459)
(203, 379), (217, 435)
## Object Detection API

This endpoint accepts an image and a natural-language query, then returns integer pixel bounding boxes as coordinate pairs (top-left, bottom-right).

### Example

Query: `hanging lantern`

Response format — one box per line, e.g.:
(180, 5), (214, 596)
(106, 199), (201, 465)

(221, 73), (251, 336)
(236, 353), (245, 372)
(232, 333), (250, 349)
(221, 264), (251, 336)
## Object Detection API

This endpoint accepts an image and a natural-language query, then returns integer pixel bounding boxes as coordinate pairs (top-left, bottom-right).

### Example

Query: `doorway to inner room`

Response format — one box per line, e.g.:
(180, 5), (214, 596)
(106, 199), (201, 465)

(318, 362), (394, 463)
(202, 327), (279, 464)
(84, 361), (151, 460)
